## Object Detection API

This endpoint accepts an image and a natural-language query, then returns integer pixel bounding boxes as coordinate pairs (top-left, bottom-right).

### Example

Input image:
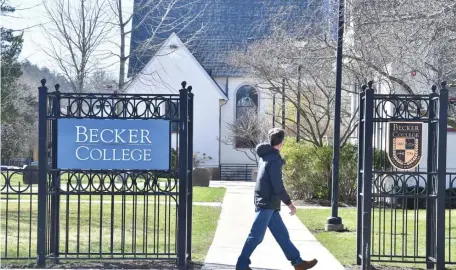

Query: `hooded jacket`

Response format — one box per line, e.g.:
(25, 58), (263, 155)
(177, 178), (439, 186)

(254, 143), (292, 210)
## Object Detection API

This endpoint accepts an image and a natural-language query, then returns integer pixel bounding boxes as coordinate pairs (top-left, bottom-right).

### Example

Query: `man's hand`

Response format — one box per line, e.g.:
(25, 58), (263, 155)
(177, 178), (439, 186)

(288, 203), (296, 216)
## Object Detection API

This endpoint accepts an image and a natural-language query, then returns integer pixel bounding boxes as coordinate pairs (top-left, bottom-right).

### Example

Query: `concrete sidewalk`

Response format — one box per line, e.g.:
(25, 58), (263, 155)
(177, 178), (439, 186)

(203, 181), (345, 270)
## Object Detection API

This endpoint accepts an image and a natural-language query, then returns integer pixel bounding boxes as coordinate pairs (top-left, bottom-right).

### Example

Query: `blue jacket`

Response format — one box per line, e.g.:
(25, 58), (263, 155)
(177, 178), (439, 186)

(254, 143), (292, 210)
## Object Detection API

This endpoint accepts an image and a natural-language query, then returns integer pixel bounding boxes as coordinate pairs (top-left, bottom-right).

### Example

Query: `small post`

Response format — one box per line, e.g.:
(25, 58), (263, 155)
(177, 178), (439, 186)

(361, 82), (374, 270)
(296, 65), (302, 142)
(178, 82), (189, 269)
(426, 85), (438, 269)
(356, 84), (367, 265)
(50, 84), (61, 262)
(186, 85), (194, 261)
(272, 91), (276, 128)
(37, 79), (48, 267)
(245, 164), (248, 180)
(436, 82), (448, 270)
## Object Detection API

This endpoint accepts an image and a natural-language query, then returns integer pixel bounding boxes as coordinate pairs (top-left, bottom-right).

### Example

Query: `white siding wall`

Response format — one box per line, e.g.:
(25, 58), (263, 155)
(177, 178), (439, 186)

(126, 34), (225, 167)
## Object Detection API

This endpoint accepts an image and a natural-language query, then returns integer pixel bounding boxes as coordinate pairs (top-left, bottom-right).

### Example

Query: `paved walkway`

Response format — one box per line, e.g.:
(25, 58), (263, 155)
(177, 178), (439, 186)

(203, 181), (345, 270)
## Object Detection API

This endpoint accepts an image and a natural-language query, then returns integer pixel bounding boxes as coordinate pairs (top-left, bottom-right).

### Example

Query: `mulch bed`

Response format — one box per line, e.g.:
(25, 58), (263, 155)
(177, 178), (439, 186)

(1, 260), (203, 269)
(293, 199), (355, 207)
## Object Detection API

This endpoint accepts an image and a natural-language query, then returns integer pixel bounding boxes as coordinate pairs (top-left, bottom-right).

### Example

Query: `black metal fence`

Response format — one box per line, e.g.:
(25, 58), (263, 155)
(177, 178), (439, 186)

(357, 81), (453, 270)
(219, 164), (257, 181)
(0, 80), (194, 268)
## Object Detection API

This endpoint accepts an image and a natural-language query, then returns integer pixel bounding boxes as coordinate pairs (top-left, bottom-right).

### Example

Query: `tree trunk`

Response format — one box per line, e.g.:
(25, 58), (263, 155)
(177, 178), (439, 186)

(118, 0), (126, 93)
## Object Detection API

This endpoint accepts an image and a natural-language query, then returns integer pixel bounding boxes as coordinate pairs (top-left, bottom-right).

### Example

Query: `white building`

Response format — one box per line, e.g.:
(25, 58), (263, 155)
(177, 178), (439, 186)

(127, 33), (268, 171)
(125, 1), (325, 178)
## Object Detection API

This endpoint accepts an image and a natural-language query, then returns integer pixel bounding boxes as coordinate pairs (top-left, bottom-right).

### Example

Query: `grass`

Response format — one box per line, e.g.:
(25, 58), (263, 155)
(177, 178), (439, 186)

(0, 197), (222, 265)
(192, 187), (225, 203)
(0, 187), (226, 204)
(1, 173), (225, 265)
(296, 208), (456, 269)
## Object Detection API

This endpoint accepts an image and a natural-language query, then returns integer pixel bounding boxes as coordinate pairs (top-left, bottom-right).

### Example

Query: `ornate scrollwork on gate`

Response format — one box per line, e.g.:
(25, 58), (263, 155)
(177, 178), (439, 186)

(53, 170), (178, 194)
(374, 95), (430, 120)
(47, 92), (180, 120)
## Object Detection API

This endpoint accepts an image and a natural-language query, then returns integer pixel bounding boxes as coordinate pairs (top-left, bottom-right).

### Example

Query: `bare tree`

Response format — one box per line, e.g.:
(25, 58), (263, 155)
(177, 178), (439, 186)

(85, 69), (117, 92)
(104, 0), (208, 92)
(222, 108), (271, 165)
(242, 0), (456, 133)
(229, 31), (358, 147)
(41, 0), (111, 92)
(338, 0), (456, 94)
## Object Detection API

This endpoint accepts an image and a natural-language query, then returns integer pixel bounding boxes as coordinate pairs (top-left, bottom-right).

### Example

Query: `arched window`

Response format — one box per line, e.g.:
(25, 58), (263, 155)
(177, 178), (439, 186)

(236, 85), (258, 120)
(235, 85), (258, 148)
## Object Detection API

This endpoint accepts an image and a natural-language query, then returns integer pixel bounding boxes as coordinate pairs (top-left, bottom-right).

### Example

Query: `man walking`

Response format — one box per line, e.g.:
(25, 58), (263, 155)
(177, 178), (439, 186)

(236, 128), (318, 270)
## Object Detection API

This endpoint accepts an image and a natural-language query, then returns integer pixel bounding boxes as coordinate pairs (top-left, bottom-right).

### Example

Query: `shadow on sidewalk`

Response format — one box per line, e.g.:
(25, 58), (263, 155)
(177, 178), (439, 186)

(202, 263), (280, 270)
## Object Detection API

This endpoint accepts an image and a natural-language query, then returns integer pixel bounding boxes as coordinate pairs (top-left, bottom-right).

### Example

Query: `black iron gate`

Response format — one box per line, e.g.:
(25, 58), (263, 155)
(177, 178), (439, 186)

(1, 79), (194, 268)
(357, 81), (453, 269)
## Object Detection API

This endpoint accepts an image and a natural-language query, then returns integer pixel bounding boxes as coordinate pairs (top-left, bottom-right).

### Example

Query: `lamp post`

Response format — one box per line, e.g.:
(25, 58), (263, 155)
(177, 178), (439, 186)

(325, 0), (345, 232)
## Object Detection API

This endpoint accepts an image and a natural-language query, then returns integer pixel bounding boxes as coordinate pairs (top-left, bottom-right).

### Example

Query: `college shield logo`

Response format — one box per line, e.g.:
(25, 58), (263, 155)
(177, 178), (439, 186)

(387, 122), (423, 170)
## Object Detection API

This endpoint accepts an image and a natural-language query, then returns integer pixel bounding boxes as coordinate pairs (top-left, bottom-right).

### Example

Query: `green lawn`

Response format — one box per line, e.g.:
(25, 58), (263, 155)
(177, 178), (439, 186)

(0, 197), (222, 264)
(1, 173), (225, 265)
(297, 208), (456, 269)
(193, 187), (225, 203)
(0, 187), (225, 204)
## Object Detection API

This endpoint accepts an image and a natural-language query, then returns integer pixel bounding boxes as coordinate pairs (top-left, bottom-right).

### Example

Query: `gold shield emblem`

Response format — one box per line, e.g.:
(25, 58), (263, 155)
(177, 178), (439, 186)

(387, 122), (423, 170)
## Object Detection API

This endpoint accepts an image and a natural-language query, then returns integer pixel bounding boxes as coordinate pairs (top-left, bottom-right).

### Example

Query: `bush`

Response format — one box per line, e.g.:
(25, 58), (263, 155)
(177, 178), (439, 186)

(282, 139), (390, 204)
(171, 148), (177, 170)
(281, 140), (330, 201)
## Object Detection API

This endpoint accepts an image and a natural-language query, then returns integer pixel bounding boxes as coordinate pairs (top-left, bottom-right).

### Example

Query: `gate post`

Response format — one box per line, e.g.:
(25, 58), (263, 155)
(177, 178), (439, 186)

(178, 84), (189, 268)
(50, 84), (61, 262)
(426, 86), (438, 269)
(37, 79), (48, 267)
(186, 88), (194, 261)
(361, 82), (374, 270)
(356, 85), (366, 265)
(436, 82), (449, 270)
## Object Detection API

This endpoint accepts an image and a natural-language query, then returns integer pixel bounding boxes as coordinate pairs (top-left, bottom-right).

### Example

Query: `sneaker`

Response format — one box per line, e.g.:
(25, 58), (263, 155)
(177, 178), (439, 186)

(294, 259), (318, 270)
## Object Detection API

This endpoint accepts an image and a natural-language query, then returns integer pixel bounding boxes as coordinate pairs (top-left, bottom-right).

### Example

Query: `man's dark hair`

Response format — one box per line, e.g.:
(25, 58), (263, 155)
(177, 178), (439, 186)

(268, 128), (285, 146)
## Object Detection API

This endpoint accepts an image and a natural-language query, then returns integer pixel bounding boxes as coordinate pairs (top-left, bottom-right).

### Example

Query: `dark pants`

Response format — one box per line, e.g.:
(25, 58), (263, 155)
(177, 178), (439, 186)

(236, 208), (303, 269)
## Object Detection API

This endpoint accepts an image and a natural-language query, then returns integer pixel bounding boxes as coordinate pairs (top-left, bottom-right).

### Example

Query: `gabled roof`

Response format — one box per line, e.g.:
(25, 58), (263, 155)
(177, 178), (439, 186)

(128, 0), (331, 77)
(127, 33), (228, 100)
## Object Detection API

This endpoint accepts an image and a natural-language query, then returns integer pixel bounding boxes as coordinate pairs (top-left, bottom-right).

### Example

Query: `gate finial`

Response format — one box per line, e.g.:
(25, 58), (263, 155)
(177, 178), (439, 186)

(368, 81), (374, 89)
(55, 84), (60, 92)
(361, 85), (367, 92)
(180, 81), (192, 92)
(441, 81), (447, 89)
(40, 79), (46, 86)
(431, 85), (437, 93)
